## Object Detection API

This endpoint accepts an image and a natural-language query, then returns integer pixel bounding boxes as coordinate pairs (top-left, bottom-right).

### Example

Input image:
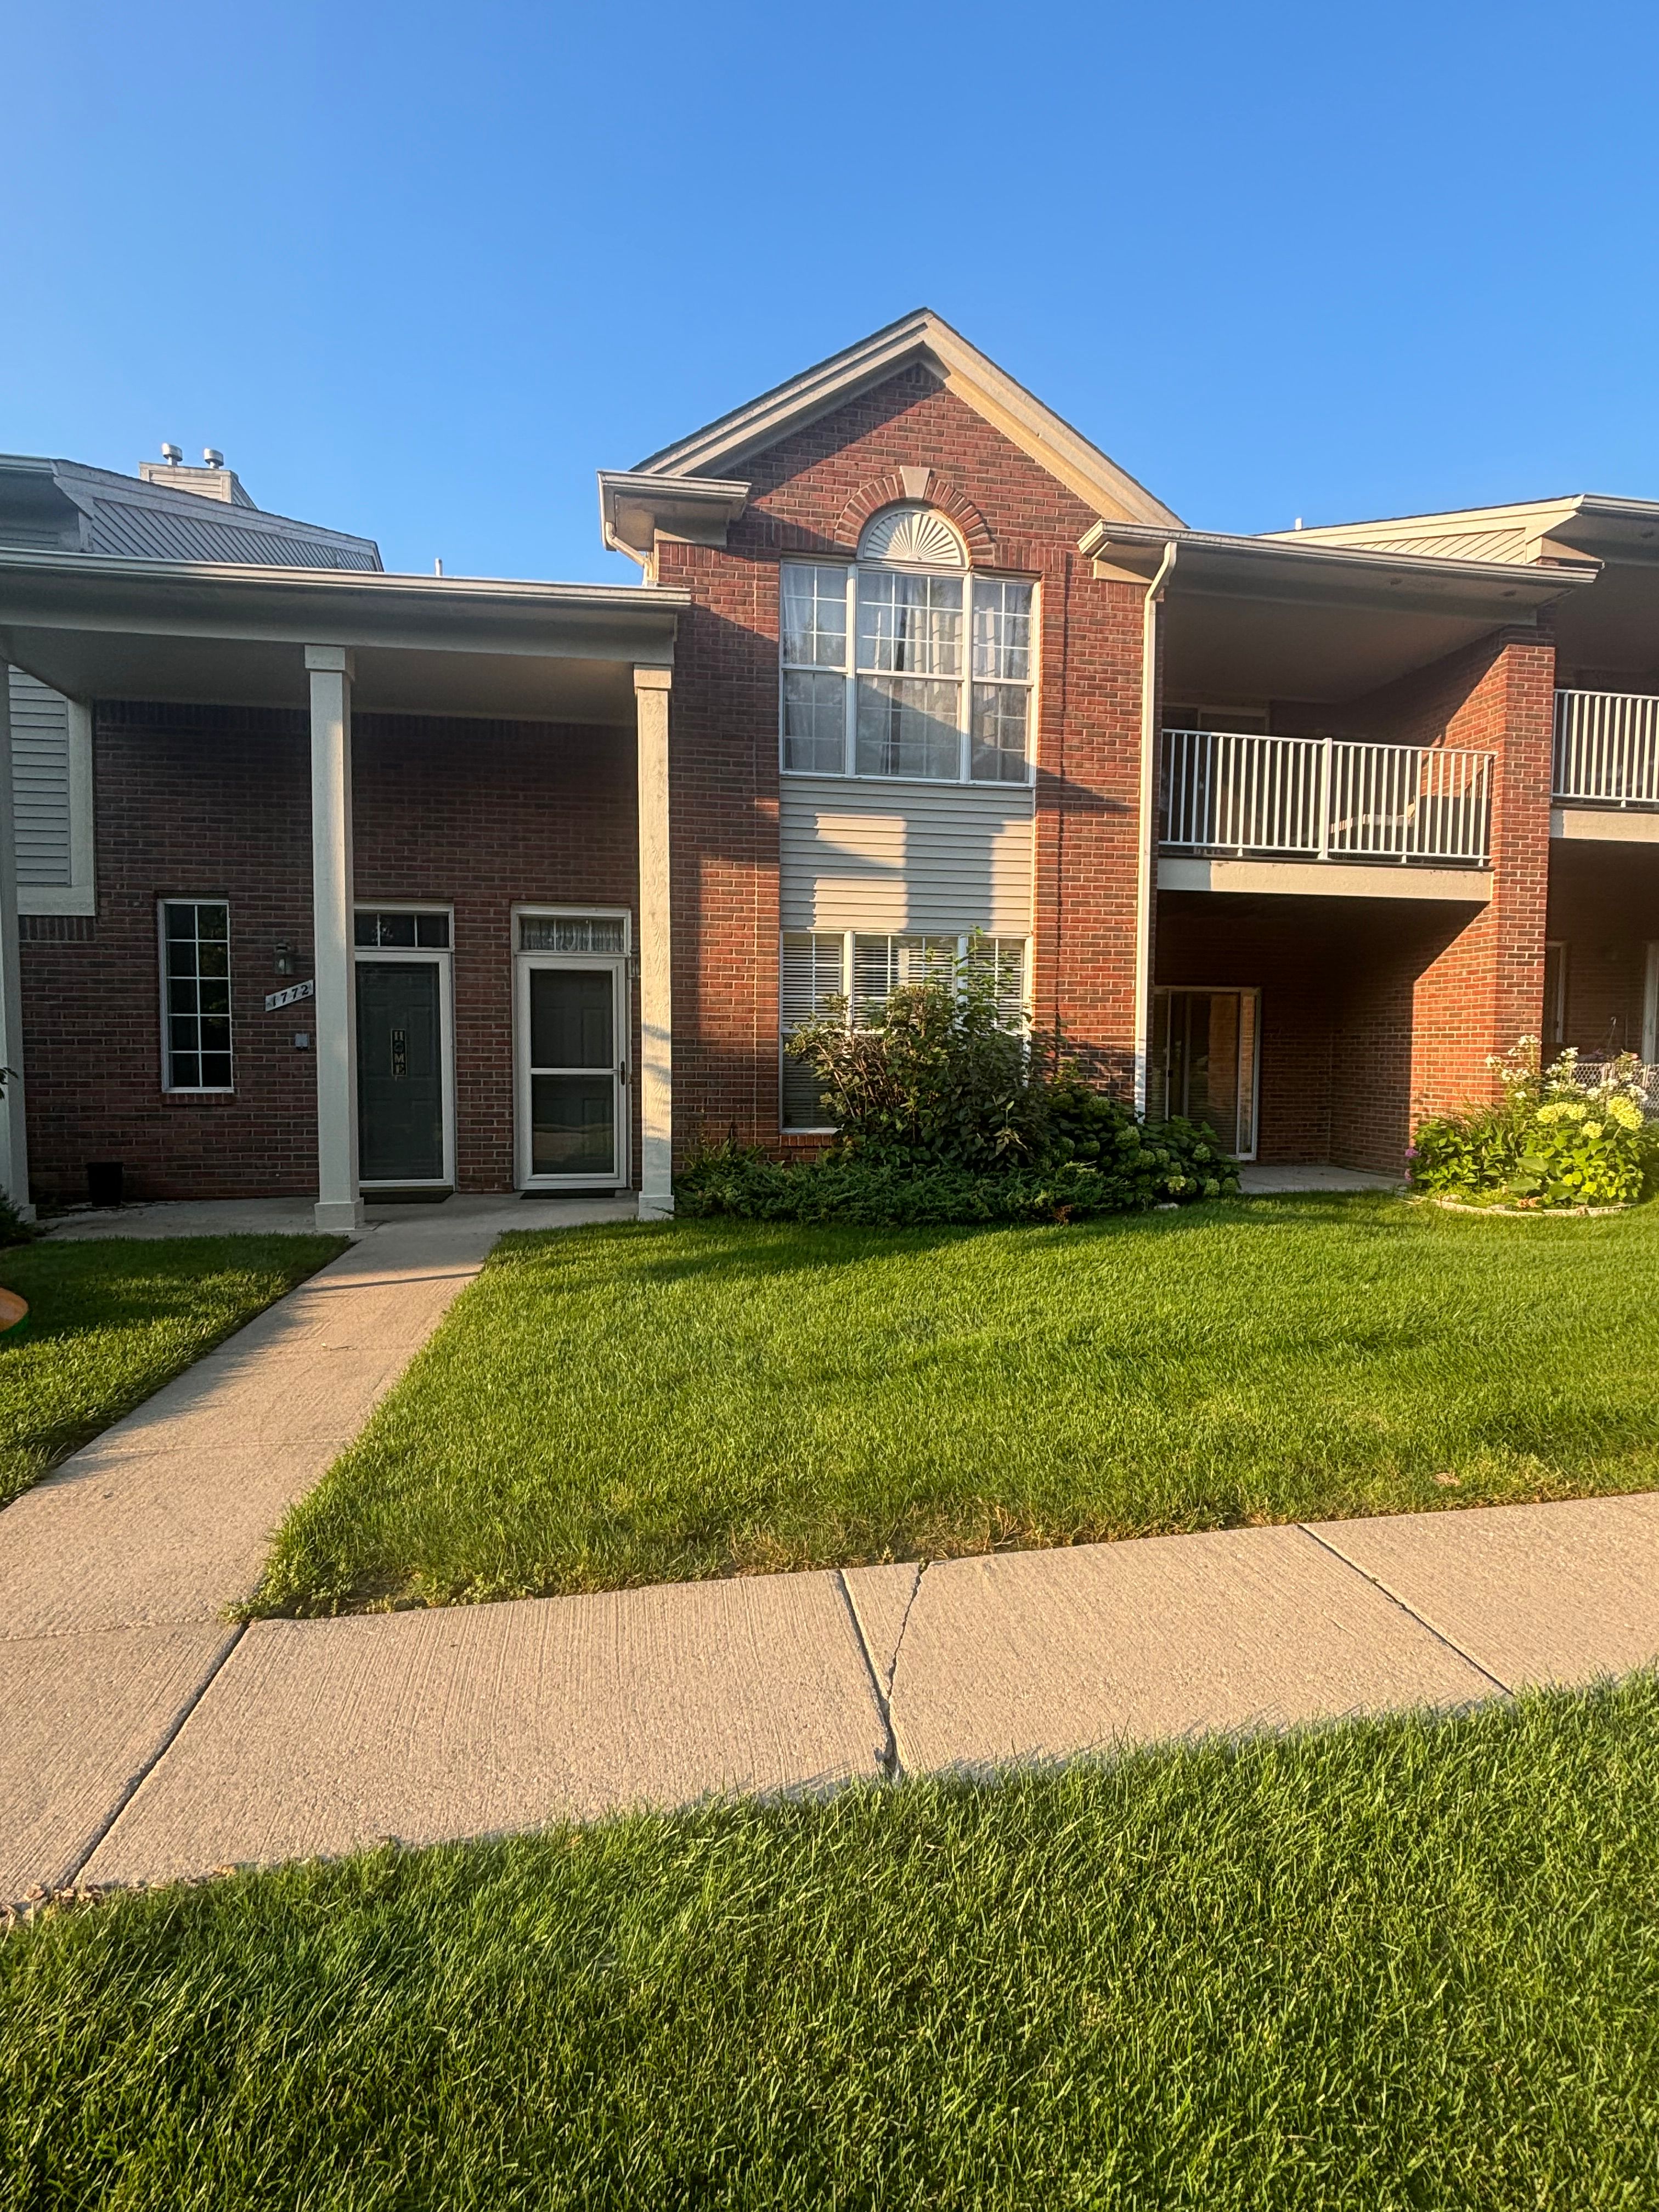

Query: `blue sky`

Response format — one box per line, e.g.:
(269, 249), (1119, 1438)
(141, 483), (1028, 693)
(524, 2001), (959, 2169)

(6, 1), (1657, 581)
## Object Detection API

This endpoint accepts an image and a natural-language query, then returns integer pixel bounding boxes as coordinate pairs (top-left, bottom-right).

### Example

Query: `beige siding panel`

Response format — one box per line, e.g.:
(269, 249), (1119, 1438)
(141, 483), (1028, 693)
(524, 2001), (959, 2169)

(9, 669), (73, 886)
(780, 777), (1034, 934)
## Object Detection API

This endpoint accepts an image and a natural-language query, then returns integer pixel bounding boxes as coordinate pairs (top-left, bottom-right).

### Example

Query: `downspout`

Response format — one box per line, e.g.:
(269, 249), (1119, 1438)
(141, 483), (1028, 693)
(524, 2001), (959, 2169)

(1132, 540), (1177, 1115)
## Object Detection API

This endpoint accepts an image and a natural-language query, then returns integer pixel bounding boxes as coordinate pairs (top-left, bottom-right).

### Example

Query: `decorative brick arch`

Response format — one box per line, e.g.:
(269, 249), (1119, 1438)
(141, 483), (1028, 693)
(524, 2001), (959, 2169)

(832, 470), (996, 564)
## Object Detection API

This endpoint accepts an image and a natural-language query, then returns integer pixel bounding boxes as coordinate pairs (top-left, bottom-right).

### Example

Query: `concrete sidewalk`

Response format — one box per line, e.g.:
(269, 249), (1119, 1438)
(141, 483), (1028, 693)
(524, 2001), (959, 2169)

(5, 1491), (1654, 1902)
(3, 1188), (1656, 1903)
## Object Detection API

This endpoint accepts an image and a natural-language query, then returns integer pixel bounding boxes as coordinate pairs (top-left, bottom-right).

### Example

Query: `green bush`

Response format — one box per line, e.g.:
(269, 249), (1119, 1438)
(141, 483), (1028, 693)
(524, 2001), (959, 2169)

(679, 944), (1239, 1226)
(1412, 1041), (1659, 1210)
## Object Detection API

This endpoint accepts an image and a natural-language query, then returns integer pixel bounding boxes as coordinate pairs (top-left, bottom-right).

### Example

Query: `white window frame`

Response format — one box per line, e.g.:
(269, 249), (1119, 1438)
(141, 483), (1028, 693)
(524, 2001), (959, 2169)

(511, 905), (633, 1192)
(158, 896), (234, 1095)
(779, 534), (1038, 788)
(780, 928), (1031, 1134)
(353, 902), (457, 1190)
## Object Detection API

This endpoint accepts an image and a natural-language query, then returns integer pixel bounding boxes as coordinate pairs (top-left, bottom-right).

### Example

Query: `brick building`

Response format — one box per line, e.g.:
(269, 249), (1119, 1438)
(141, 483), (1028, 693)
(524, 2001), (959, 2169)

(0, 312), (1654, 1227)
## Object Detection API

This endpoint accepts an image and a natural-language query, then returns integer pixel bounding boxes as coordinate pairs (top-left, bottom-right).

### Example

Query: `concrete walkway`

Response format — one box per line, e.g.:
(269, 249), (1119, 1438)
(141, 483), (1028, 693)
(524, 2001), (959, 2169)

(1238, 1164), (1404, 1195)
(3, 1191), (1656, 1904)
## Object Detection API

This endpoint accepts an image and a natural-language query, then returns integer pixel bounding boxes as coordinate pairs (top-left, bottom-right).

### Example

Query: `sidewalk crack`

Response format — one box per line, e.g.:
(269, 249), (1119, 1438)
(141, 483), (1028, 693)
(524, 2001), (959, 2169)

(1297, 1524), (1513, 1697)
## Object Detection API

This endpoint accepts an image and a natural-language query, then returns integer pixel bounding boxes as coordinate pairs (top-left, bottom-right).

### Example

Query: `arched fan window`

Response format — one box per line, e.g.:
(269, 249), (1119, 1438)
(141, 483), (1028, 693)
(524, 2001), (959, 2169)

(779, 505), (1033, 784)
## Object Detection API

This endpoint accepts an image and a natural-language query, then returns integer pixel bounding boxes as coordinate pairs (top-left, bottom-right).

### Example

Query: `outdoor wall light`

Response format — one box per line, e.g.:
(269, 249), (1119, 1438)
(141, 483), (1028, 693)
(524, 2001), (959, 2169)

(274, 941), (297, 977)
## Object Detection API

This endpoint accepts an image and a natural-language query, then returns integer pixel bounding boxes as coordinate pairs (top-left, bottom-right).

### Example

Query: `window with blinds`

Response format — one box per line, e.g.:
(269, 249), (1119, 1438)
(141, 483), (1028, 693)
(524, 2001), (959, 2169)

(781, 929), (1028, 1129)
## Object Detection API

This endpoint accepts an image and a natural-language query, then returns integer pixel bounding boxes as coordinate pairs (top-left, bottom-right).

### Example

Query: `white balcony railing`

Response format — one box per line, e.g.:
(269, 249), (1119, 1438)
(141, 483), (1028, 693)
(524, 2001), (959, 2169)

(1160, 730), (1494, 866)
(1553, 690), (1659, 808)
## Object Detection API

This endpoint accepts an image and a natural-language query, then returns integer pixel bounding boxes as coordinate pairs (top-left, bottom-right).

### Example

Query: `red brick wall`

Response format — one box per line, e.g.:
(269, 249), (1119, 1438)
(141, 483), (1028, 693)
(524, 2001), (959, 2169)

(662, 363), (1149, 1147)
(20, 703), (637, 1204)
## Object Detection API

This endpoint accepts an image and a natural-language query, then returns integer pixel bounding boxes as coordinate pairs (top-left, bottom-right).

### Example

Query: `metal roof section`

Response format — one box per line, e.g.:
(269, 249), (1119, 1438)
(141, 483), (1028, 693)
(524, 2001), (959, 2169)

(612, 308), (1183, 546)
(0, 551), (686, 724)
(0, 455), (383, 571)
(1262, 494), (1659, 569)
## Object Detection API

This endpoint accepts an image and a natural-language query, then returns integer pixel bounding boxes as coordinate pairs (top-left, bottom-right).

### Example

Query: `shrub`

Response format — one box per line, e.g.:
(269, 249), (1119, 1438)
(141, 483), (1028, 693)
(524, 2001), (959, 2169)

(678, 943), (1240, 1226)
(1411, 1040), (1659, 1210)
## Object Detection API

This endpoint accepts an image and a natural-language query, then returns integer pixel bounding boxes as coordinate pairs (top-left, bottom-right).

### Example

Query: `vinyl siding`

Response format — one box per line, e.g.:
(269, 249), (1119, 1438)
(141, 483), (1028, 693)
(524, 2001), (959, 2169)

(778, 775), (1034, 934)
(9, 669), (74, 885)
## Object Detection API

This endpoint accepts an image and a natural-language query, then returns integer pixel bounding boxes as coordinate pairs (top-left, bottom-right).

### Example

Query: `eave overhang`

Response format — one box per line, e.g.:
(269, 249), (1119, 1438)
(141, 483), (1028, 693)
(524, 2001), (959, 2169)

(0, 551), (689, 724)
(1079, 520), (1597, 622)
(597, 472), (751, 571)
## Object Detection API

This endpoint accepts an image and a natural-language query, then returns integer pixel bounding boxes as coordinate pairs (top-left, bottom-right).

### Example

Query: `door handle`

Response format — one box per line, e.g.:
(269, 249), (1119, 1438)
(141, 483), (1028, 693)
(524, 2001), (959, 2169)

(617, 1062), (628, 1084)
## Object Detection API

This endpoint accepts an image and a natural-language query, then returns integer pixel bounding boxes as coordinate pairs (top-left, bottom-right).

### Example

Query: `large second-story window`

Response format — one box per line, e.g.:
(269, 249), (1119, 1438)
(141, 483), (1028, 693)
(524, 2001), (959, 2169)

(781, 506), (1034, 785)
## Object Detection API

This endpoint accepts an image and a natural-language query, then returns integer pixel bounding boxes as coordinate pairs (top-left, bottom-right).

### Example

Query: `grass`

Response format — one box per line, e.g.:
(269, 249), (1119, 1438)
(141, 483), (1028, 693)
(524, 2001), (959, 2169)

(0, 1234), (346, 1506)
(4, 1677), (1658, 2209)
(254, 1193), (1659, 1613)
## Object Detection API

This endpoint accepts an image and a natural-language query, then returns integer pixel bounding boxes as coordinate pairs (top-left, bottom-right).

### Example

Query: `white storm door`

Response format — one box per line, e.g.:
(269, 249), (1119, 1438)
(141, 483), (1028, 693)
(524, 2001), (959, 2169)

(515, 956), (628, 1188)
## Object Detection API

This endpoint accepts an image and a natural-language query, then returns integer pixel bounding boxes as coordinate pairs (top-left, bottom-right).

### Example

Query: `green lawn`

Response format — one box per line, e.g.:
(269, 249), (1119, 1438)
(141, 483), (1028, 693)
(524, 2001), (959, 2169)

(254, 1195), (1659, 1615)
(5, 1678), (1657, 2210)
(0, 1235), (346, 1507)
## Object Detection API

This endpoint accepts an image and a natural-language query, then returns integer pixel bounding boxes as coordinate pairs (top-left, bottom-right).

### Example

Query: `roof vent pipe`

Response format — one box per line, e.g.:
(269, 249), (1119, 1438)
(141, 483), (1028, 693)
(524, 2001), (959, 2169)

(161, 443), (182, 464)
(203, 448), (223, 468)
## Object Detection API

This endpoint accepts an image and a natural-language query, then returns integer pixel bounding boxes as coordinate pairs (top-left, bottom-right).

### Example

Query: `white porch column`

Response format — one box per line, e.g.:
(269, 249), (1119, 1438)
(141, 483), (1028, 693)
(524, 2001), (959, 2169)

(634, 664), (674, 1219)
(0, 670), (31, 1219)
(307, 645), (362, 1234)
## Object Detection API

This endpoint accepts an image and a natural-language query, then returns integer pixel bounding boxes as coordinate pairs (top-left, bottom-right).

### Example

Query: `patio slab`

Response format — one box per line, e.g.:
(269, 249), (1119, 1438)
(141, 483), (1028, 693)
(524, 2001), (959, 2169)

(85, 1571), (887, 1888)
(884, 1524), (1499, 1778)
(1312, 1493), (1659, 1689)
(0, 1624), (236, 1901)
(1238, 1164), (1403, 1195)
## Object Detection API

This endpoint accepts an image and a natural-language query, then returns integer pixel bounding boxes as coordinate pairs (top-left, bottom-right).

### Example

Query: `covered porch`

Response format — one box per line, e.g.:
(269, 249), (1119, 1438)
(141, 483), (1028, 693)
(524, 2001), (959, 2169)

(0, 552), (687, 1227)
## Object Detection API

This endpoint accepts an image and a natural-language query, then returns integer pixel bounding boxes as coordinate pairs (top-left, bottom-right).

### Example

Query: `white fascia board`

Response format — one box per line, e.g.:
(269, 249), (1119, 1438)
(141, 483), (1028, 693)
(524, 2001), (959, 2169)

(1159, 856), (1494, 903)
(631, 309), (1184, 531)
(1080, 521), (1598, 616)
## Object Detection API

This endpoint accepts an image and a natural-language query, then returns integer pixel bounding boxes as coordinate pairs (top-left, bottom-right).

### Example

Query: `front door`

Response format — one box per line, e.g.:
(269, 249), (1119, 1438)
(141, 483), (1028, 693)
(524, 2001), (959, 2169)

(517, 961), (625, 1186)
(1149, 988), (1260, 1159)
(357, 962), (445, 1183)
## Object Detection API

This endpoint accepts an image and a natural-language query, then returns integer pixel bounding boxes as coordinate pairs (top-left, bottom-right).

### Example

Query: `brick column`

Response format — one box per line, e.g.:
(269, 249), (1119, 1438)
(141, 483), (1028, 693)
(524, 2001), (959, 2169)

(1410, 628), (1556, 1122)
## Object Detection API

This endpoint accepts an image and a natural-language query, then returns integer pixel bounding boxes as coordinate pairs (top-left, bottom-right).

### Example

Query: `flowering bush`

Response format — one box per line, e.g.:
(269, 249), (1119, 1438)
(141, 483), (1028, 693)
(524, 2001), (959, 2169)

(1411, 1039), (1659, 1210)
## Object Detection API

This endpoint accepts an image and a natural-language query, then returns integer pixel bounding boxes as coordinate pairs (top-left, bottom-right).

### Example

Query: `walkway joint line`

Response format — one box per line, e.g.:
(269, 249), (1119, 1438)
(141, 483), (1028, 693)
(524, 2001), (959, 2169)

(1295, 1523), (1514, 1696)
(835, 1571), (900, 1782)
(61, 1622), (248, 1889)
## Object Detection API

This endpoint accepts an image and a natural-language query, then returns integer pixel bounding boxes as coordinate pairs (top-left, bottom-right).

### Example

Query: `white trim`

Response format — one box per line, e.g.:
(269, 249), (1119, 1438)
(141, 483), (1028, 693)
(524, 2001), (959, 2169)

(1644, 942), (1658, 1065)
(1544, 938), (1568, 1050)
(157, 896), (234, 1095)
(353, 903), (456, 1189)
(512, 905), (633, 1192)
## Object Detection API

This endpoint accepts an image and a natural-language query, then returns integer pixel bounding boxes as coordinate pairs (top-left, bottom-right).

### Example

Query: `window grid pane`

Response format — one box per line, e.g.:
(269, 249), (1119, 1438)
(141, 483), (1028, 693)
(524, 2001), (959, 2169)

(162, 901), (233, 1090)
(970, 683), (1031, 783)
(972, 580), (1033, 681)
(781, 564), (849, 669)
(783, 670), (847, 773)
(856, 572), (963, 676)
(855, 676), (961, 780)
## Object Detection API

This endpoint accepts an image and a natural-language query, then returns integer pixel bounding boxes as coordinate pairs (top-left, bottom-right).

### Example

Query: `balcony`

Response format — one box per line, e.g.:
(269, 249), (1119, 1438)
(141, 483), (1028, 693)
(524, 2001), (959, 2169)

(1552, 691), (1659, 843)
(1158, 729), (1495, 901)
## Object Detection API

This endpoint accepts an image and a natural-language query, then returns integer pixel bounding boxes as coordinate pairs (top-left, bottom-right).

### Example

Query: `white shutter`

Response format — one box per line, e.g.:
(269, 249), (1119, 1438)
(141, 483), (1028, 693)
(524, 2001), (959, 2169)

(10, 670), (73, 886)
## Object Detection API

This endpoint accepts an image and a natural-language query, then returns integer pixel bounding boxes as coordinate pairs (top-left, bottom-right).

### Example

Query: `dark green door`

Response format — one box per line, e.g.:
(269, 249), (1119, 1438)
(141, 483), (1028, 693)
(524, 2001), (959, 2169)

(357, 962), (444, 1182)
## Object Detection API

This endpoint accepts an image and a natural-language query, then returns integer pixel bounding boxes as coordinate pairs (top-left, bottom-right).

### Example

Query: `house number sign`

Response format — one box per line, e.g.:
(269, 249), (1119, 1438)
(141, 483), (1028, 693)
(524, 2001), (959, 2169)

(264, 979), (316, 1012)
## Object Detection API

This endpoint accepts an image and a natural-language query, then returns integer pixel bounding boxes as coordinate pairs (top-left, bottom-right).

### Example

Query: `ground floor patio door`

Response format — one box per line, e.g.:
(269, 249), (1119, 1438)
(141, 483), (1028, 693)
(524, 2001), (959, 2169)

(1149, 988), (1260, 1160)
(355, 939), (454, 1189)
(515, 951), (628, 1190)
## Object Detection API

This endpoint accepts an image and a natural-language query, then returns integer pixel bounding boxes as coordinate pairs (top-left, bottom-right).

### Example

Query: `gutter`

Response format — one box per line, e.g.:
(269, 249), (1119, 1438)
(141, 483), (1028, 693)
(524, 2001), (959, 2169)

(1133, 540), (1177, 1116)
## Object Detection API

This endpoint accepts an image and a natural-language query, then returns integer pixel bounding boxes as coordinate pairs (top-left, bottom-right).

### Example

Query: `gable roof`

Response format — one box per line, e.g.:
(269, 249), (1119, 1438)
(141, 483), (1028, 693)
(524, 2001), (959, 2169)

(628, 309), (1184, 529)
